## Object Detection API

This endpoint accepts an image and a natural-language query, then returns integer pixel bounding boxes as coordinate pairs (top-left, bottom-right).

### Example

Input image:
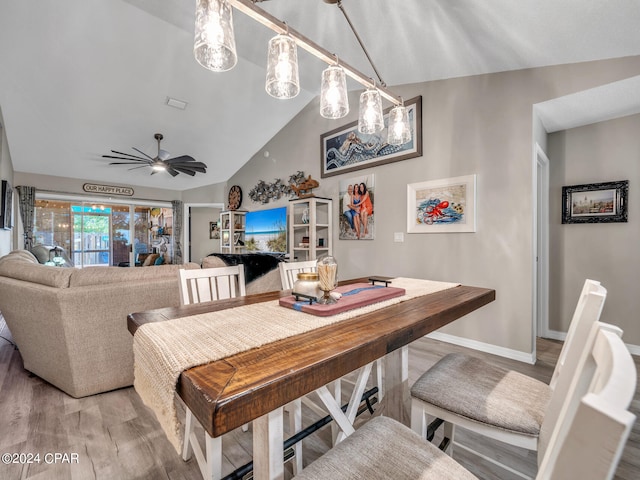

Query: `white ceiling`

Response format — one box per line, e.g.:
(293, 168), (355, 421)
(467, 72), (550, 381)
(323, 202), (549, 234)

(1, 0), (639, 191)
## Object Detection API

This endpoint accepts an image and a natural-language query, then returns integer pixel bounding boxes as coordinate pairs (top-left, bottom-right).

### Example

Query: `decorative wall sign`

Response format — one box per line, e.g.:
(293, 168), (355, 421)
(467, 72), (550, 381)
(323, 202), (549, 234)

(83, 183), (134, 196)
(320, 96), (422, 178)
(407, 175), (476, 233)
(561, 180), (628, 224)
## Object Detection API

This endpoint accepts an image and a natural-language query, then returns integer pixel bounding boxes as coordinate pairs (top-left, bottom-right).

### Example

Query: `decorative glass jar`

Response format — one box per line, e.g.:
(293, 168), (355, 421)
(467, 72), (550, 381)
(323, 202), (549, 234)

(317, 255), (338, 304)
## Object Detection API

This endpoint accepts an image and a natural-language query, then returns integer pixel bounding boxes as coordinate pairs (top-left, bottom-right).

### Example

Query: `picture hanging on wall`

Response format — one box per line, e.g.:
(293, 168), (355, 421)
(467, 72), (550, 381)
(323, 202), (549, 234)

(320, 96), (422, 178)
(210, 221), (220, 239)
(339, 174), (375, 240)
(561, 180), (628, 224)
(407, 175), (476, 233)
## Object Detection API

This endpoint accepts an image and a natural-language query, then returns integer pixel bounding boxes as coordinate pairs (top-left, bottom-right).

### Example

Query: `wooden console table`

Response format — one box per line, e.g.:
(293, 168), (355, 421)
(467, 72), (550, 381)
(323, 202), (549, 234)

(128, 279), (495, 479)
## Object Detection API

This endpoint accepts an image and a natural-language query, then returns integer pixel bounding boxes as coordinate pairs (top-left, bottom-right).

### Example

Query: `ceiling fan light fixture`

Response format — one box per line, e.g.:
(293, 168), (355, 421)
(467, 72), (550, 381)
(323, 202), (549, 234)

(194, 0), (238, 72)
(152, 161), (167, 172)
(265, 32), (300, 99)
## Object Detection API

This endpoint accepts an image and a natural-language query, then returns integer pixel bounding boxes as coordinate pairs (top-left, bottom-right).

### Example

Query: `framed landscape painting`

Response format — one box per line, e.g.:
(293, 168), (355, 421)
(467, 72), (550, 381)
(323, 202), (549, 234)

(407, 175), (476, 233)
(320, 96), (422, 178)
(561, 180), (628, 224)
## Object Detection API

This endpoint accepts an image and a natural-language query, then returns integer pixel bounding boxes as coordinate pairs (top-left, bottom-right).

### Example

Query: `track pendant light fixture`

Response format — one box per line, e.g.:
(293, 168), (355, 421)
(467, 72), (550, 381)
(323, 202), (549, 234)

(387, 101), (412, 145)
(194, 0), (413, 145)
(194, 0), (238, 72)
(320, 61), (349, 119)
(358, 86), (383, 134)
(265, 29), (300, 99)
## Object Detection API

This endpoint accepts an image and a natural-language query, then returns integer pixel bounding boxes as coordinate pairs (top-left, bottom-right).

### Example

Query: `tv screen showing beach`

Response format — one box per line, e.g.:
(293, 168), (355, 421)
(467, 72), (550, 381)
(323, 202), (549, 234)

(245, 207), (287, 253)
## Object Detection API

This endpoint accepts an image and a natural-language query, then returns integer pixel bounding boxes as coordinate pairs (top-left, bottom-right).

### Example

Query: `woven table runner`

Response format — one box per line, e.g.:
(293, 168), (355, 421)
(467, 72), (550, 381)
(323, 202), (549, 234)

(133, 277), (459, 453)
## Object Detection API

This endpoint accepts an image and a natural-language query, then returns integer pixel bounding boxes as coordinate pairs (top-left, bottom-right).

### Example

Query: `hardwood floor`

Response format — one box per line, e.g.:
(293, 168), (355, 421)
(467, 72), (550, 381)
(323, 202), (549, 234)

(0, 316), (638, 479)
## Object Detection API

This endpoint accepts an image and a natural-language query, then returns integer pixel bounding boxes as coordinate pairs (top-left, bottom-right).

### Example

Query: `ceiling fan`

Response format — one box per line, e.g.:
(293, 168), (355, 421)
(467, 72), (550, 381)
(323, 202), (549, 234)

(103, 133), (207, 177)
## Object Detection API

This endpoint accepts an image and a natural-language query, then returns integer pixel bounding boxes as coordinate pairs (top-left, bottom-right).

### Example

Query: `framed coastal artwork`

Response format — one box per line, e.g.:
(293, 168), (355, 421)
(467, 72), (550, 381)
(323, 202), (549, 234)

(407, 175), (476, 233)
(339, 174), (375, 240)
(561, 180), (628, 224)
(320, 96), (422, 178)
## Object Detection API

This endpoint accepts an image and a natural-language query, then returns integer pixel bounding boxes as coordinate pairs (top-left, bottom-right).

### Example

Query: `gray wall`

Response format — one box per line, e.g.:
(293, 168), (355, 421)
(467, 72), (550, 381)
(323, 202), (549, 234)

(0, 110), (14, 256)
(548, 113), (640, 344)
(226, 56), (640, 356)
(190, 206), (221, 264)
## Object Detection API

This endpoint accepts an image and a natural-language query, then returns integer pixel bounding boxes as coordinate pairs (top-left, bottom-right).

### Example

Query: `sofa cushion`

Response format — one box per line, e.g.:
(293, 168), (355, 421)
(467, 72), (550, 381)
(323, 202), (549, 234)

(0, 261), (73, 288)
(69, 263), (200, 287)
(0, 249), (39, 265)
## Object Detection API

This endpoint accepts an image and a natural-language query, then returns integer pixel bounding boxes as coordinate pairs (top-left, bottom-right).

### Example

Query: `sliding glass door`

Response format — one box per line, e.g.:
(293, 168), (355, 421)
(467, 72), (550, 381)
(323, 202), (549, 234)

(34, 196), (172, 267)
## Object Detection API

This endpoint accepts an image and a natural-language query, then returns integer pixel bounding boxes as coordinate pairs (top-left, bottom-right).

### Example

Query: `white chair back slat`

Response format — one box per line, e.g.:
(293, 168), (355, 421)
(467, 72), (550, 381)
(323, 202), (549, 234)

(550, 279), (606, 389)
(537, 326), (636, 480)
(279, 260), (318, 290)
(179, 265), (246, 305)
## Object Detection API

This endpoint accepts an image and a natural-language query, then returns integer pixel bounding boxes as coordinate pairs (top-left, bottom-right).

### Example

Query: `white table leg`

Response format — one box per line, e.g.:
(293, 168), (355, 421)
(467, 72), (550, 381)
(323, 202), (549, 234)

(253, 407), (284, 480)
(383, 345), (410, 426)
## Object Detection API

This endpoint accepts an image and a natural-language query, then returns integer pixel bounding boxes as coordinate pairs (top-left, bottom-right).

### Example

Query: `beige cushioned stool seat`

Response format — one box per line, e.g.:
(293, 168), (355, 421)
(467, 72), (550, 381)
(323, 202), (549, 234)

(295, 416), (478, 480)
(411, 353), (551, 436)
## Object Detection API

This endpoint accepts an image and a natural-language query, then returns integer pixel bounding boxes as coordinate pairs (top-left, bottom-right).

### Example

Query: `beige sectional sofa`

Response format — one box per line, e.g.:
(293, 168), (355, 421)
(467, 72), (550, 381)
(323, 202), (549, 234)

(0, 250), (200, 398)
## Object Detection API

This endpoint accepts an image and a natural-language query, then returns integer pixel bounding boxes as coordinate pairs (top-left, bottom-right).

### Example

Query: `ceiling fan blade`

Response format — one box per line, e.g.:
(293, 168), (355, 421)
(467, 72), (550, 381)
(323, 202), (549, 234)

(104, 155), (150, 163)
(169, 161), (207, 171)
(165, 155), (196, 164)
(166, 166), (180, 177)
(132, 147), (155, 161)
(110, 150), (149, 161)
(173, 166), (196, 176)
(109, 161), (152, 165)
(127, 165), (149, 171)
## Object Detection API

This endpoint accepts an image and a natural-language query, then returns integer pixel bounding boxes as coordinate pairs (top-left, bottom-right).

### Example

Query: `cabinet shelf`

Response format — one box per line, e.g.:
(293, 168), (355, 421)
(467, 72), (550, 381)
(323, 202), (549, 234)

(220, 210), (247, 254)
(288, 197), (332, 262)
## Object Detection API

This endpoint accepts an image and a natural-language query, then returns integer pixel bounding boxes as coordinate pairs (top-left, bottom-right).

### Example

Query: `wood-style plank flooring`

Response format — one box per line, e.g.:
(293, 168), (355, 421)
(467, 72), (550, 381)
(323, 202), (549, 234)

(0, 317), (638, 479)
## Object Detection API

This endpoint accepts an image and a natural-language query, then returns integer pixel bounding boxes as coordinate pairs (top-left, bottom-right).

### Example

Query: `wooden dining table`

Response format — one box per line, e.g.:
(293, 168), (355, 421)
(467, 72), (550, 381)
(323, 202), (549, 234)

(128, 278), (495, 480)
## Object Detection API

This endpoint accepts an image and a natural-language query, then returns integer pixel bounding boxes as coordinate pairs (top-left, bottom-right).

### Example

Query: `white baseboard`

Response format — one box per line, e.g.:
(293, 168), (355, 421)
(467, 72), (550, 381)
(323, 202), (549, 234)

(544, 329), (640, 356)
(426, 332), (536, 364)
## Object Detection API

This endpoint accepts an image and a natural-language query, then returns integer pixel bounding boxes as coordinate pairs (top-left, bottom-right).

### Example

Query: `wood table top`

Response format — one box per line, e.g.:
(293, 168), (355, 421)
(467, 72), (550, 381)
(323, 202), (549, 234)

(128, 279), (495, 438)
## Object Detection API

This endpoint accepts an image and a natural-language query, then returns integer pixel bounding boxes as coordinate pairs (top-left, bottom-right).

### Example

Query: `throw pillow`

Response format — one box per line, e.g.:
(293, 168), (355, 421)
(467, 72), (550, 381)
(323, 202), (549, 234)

(142, 253), (159, 267)
(154, 255), (164, 266)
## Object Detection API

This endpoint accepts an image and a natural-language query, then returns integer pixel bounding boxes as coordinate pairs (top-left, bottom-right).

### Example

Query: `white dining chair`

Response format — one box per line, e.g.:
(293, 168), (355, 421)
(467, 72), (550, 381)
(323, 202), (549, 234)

(179, 265), (304, 478)
(178, 264), (246, 305)
(278, 260), (318, 292)
(294, 321), (636, 480)
(409, 279), (607, 478)
(178, 266), (246, 480)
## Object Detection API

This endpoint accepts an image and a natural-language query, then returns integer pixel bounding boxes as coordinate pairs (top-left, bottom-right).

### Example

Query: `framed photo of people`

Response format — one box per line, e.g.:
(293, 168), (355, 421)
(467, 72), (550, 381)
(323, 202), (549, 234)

(321, 96), (422, 178)
(339, 174), (375, 240)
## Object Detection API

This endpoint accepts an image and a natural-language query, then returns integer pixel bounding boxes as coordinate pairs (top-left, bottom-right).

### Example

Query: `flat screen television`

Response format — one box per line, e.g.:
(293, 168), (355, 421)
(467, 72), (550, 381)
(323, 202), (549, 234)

(244, 206), (287, 253)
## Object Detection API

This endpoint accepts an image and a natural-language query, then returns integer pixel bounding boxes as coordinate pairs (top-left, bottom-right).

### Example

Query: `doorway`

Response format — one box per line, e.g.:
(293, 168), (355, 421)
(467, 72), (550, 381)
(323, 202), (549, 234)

(534, 144), (550, 340)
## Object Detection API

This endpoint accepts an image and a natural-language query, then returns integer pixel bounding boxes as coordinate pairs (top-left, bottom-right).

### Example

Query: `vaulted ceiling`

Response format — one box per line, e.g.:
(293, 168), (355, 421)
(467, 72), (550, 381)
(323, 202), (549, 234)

(1, 0), (639, 190)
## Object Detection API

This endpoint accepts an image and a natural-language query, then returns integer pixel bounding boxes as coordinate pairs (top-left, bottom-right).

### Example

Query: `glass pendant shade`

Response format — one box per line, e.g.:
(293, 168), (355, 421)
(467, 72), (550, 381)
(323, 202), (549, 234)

(358, 88), (384, 134)
(320, 65), (349, 119)
(194, 0), (237, 72)
(387, 104), (412, 145)
(265, 34), (300, 99)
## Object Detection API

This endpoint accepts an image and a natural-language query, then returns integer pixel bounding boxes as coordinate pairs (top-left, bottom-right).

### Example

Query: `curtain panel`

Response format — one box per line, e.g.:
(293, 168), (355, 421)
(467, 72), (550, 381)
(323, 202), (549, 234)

(16, 185), (36, 250)
(171, 200), (183, 265)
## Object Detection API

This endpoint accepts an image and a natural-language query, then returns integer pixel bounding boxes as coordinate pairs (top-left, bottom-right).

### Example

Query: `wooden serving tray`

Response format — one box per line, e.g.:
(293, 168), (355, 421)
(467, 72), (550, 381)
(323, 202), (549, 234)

(279, 282), (406, 317)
